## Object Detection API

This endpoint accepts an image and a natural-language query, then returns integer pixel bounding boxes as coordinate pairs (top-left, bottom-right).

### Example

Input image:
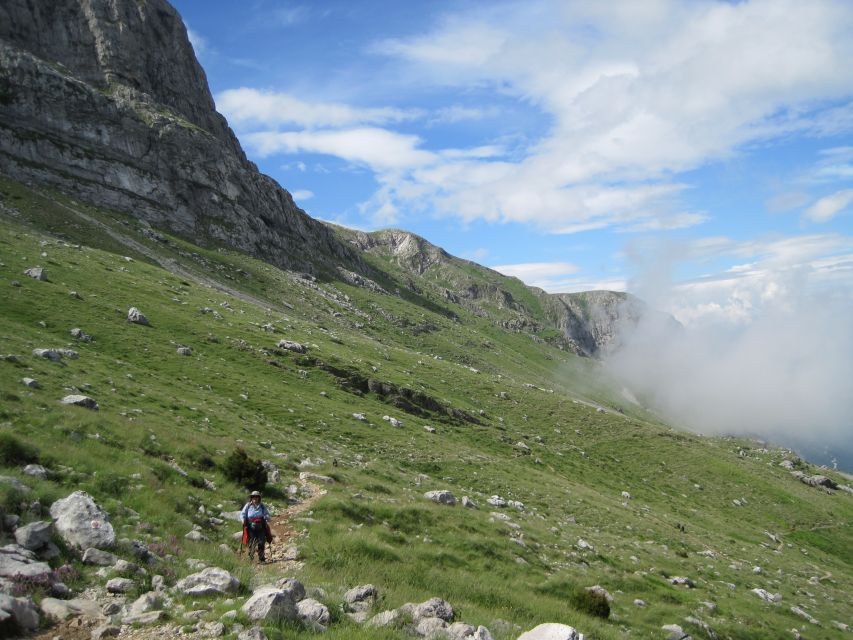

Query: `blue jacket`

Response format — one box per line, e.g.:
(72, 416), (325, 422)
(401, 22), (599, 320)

(240, 502), (270, 522)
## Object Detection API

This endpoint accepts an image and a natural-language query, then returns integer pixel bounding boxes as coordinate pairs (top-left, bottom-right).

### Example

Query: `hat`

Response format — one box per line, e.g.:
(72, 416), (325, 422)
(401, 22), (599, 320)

(249, 490), (261, 497)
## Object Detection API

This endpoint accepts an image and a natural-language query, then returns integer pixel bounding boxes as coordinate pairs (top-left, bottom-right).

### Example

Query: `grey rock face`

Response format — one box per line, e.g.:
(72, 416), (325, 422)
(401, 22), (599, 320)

(174, 567), (239, 596)
(14, 521), (52, 550)
(49, 491), (115, 549)
(0, 0), (362, 275)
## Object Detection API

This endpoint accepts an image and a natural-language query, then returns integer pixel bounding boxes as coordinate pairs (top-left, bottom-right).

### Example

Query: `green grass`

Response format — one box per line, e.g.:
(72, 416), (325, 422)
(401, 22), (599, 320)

(0, 176), (851, 639)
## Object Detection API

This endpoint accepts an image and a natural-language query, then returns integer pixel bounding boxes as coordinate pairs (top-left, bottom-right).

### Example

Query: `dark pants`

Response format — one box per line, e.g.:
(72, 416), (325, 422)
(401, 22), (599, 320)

(248, 521), (266, 559)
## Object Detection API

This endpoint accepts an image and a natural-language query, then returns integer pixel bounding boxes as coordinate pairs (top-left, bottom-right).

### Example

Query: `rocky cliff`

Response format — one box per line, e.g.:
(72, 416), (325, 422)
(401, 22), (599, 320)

(0, 0), (357, 272)
(0, 0), (667, 356)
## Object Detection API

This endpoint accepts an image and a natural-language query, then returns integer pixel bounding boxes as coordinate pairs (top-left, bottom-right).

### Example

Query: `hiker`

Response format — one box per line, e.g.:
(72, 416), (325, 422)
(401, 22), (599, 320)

(241, 490), (273, 562)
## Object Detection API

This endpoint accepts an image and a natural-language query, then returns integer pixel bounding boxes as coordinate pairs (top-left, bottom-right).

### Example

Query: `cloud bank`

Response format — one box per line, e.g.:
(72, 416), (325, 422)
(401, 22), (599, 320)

(603, 234), (853, 467)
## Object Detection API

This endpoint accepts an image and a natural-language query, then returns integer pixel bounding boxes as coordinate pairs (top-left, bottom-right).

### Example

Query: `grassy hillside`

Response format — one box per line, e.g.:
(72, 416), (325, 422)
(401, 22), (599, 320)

(1, 176), (851, 639)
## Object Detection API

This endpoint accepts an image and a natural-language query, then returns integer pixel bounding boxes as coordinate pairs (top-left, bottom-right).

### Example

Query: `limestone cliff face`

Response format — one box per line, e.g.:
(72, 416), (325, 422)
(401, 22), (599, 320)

(0, 0), (357, 272)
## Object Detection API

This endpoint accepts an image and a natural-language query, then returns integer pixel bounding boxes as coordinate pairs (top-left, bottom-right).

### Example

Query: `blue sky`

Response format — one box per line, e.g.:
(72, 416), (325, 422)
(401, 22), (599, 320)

(173, 0), (853, 327)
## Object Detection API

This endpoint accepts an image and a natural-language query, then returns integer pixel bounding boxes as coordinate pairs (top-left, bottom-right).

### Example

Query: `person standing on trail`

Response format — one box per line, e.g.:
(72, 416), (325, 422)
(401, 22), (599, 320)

(241, 490), (272, 562)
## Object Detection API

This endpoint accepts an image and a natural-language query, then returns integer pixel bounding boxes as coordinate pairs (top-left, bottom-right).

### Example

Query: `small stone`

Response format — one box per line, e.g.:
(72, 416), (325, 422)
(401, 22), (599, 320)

(61, 394), (99, 410)
(24, 267), (47, 281)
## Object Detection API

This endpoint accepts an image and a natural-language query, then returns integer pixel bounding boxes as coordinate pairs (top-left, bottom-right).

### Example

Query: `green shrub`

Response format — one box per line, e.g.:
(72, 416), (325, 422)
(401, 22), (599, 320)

(569, 587), (610, 619)
(0, 433), (39, 466)
(221, 448), (266, 491)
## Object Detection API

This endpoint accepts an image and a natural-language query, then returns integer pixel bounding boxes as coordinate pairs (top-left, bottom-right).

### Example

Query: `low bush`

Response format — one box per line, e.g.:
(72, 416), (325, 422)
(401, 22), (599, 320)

(569, 587), (610, 619)
(0, 433), (39, 466)
(221, 448), (266, 491)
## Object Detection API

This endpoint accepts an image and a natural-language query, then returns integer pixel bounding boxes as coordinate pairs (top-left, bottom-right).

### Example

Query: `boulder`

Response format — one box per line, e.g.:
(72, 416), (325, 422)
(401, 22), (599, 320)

(82, 548), (117, 566)
(127, 307), (150, 325)
(345, 584), (377, 611)
(277, 340), (306, 353)
(241, 585), (300, 622)
(368, 609), (401, 627)
(517, 623), (582, 640)
(416, 617), (448, 638)
(14, 521), (52, 551)
(0, 545), (52, 579)
(24, 267), (47, 281)
(296, 598), (330, 630)
(448, 622), (475, 639)
(0, 594), (39, 631)
(49, 491), (115, 549)
(106, 577), (134, 593)
(61, 394), (99, 410)
(424, 490), (457, 506)
(128, 591), (161, 616)
(33, 348), (63, 362)
(39, 597), (102, 622)
(237, 627), (268, 640)
(414, 597), (454, 622)
(174, 567), (240, 596)
(275, 577), (306, 601)
(22, 464), (47, 478)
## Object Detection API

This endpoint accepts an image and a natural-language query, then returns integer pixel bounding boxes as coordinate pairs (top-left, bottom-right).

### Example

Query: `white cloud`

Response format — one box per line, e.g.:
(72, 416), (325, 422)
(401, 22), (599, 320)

(290, 190), (314, 201)
(492, 261), (580, 280)
(804, 189), (853, 222)
(216, 88), (420, 128)
(245, 128), (436, 171)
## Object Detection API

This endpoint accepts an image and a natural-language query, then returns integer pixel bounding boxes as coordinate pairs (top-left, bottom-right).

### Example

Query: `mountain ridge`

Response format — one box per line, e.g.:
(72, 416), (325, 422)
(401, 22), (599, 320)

(0, 0), (657, 358)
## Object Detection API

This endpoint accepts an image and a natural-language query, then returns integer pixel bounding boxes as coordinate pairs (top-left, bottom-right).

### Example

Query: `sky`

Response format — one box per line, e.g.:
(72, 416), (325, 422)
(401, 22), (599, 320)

(174, 0), (853, 466)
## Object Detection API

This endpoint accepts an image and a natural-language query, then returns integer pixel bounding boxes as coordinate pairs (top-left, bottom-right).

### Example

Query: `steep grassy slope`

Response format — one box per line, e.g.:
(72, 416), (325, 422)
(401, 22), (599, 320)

(1, 177), (851, 639)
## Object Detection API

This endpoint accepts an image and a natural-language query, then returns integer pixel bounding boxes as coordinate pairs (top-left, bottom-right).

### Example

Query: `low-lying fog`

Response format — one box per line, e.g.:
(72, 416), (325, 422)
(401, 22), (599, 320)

(604, 250), (853, 472)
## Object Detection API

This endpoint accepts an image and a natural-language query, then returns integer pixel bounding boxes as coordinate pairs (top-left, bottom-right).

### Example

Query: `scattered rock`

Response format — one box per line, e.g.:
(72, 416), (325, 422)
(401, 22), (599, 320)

(577, 539), (594, 551)
(24, 267), (47, 281)
(21, 377), (40, 389)
(299, 471), (334, 483)
(461, 496), (479, 509)
(0, 476), (30, 493)
(61, 394), (99, 410)
(82, 548), (117, 566)
(185, 530), (209, 542)
(22, 464), (47, 478)
(0, 545), (51, 580)
(91, 624), (121, 639)
(40, 597), (101, 622)
(517, 623), (582, 640)
(352, 412), (367, 421)
(413, 597), (454, 622)
(790, 606), (819, 625)
(122, 610), (165, 625)
(296, 598), (330, 630)
(344, 584), (377, 611)
(237, 627), (268, 640)
(0, 594), (40, 631)
(487, 496), (507, 508)
(106, 577), (135, 593)
(367, 609), (401, 627)
(424, 490), (457, 506)
(49, 491), (115, 549)
(176, 346), (193, 356)
(670, 577), (695, 588)
(751, 588), (781, 603)
(424, 425), (436, 433)
(416, 616), (448, 638)
(634, 599), (647, 607)
(14, 521), (53, 551)
(33, 348), (63, 362)
(174, 567), (240, 596)
(587, 585), (613, 603)
(70, 328), (93, 342)
(662, 624), (690, 640)
(127, 307), (150, 325)
(241, 583), (302, 622)
(277, 340), (306, 353)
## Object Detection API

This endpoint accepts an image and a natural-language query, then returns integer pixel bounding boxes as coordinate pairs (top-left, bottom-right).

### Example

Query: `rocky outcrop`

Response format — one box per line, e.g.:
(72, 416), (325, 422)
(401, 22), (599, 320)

(0, 0), (360, 274)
